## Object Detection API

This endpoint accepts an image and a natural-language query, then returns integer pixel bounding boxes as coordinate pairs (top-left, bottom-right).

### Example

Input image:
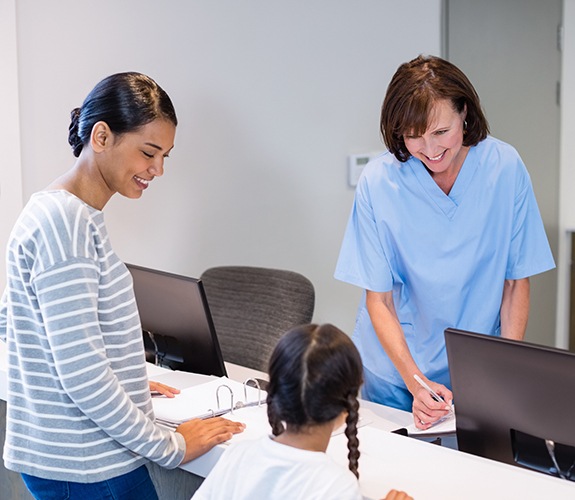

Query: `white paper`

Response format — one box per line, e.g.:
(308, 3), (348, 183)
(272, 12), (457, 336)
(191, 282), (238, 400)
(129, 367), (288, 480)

(405, 409), (456, 436)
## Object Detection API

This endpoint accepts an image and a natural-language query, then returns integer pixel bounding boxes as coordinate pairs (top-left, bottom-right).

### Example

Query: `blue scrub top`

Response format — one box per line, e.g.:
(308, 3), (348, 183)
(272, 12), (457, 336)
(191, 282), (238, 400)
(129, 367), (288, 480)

(334, 136), (555, 409)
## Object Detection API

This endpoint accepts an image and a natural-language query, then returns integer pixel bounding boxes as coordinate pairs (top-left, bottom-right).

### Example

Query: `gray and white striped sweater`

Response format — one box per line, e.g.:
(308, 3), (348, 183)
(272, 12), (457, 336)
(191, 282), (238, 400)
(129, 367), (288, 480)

(0, 190), (185, 482)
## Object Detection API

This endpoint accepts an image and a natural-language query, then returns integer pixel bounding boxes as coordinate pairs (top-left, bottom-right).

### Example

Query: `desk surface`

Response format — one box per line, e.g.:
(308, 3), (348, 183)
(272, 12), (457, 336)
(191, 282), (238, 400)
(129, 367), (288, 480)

(2, 343), (574, 499)
(147, 363), (575, 500)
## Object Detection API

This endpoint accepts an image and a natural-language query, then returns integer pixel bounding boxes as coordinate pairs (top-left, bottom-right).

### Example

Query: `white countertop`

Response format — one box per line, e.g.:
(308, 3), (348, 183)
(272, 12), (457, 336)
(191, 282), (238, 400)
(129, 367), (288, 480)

(145, 362), (575, 499)
(2, 343), (574, 499)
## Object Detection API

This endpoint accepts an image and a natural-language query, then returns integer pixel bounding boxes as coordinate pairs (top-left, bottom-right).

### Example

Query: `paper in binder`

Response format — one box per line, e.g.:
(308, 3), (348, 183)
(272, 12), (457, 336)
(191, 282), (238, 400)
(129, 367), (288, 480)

(152, 376), (266, 429)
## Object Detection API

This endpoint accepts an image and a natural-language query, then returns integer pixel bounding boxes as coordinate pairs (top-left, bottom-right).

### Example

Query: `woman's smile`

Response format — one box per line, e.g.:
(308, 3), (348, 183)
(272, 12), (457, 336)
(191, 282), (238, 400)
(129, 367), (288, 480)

(134, 175), (151, 189)
(425, 150), (446, 162)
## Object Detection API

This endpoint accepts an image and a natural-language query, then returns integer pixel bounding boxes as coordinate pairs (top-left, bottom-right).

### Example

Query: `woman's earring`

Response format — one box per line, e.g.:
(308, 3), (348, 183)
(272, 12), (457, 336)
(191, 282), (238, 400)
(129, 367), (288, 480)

(463, 120), (468, 135)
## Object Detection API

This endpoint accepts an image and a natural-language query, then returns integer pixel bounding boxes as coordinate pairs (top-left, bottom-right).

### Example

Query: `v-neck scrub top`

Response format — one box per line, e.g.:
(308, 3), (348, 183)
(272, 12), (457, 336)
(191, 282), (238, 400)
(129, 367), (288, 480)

(334, 136), (555, 410)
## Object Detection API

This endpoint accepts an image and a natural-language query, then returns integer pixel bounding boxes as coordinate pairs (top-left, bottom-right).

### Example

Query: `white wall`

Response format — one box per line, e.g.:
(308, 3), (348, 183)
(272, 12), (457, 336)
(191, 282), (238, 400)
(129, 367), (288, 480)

(0, 0), (23, 290)
(12, 0), (441, 334)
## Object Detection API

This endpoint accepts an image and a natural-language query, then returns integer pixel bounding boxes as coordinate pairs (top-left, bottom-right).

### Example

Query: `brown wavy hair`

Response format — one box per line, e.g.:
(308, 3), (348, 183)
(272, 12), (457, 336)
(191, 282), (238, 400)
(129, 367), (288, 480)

(381, 54), (489, 162)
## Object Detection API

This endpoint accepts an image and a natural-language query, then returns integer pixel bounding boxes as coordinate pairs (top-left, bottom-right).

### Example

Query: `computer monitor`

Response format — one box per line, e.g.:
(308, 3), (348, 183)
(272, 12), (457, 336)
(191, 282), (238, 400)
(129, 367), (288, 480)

(127, 263), (227, 377)
(445, 328), (575, 481)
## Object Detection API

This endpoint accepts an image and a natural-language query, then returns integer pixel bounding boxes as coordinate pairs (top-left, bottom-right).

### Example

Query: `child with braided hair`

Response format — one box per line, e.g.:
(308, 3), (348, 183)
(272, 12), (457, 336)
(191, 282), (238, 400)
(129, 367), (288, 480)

(193, 324), (411, 500)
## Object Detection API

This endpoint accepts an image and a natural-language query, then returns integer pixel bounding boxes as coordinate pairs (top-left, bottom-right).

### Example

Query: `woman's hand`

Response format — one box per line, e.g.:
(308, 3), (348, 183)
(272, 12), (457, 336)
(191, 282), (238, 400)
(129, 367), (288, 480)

(382, 489), (413, 500)
(411, 377), (453, 430)
(149, 380), (180, 398)
(176, 417), (245, 463)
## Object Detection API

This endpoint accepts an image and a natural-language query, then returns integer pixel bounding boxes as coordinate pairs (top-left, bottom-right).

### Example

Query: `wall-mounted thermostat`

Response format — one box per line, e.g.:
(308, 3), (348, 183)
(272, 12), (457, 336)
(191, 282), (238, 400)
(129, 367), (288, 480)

(348, 152), (382, 187)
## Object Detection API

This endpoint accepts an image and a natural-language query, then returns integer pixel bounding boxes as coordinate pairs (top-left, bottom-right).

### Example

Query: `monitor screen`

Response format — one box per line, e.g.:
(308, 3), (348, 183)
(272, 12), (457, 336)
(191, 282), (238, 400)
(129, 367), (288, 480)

(127, 263), (227, 377)
(445, 328), (575, 481)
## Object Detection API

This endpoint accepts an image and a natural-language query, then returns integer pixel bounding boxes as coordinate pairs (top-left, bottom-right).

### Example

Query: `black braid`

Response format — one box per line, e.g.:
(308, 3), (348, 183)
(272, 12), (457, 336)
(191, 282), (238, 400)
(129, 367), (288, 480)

(266, 395), (285, 437)
(344, 392), (361, 479)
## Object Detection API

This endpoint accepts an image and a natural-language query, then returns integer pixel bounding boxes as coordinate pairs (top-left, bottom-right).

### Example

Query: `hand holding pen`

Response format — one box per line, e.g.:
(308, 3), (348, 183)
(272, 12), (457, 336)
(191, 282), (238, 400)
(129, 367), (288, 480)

(412, 374), (453, 429)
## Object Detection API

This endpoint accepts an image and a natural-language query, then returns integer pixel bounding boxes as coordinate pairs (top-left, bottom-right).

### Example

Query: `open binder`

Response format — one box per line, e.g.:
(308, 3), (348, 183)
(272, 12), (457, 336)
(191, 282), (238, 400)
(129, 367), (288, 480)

(152, 375), (375, 448)
(152, 376), (267, 429)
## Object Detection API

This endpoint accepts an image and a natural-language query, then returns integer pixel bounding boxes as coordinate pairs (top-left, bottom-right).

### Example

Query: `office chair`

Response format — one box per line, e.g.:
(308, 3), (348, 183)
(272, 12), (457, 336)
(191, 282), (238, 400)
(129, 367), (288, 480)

(200, 266), (315, 372)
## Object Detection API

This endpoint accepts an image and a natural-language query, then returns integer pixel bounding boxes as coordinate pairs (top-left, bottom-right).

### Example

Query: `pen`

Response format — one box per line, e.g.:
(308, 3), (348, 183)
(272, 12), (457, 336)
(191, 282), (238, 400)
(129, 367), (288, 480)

(413, 374), (453, 412)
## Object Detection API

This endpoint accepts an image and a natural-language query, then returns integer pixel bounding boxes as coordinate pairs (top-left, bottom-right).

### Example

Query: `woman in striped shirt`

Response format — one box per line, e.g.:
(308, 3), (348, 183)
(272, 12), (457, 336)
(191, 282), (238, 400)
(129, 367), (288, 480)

(0, 72), (243, 499)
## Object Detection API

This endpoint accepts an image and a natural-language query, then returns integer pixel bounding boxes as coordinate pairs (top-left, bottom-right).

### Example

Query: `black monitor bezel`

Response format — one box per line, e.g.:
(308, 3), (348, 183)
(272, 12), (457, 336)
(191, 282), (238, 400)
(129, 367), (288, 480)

(445, 327), (575, 480)
(127, 263), (227, 377)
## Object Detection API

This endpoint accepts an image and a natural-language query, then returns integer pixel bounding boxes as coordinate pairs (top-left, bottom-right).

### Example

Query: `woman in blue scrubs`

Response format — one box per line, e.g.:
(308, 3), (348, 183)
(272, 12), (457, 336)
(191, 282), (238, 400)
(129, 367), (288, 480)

(334, 55), (555, 428)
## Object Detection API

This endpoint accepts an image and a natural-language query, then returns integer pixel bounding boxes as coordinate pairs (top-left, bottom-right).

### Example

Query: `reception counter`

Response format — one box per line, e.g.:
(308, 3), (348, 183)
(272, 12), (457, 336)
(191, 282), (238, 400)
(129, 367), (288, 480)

(1, 342), (575, 499)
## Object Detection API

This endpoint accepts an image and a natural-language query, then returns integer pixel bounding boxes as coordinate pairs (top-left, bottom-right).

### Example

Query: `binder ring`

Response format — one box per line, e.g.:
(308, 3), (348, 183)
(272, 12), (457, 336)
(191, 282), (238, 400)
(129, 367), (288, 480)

(243, 378), (262, 407)
(216, 384), (234, 414)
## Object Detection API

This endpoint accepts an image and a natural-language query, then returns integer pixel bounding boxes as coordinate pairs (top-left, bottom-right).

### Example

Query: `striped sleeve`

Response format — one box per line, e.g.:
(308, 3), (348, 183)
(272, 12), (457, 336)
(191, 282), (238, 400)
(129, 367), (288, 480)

(0, 291), (7, 342)
(33, 257), (185, 468)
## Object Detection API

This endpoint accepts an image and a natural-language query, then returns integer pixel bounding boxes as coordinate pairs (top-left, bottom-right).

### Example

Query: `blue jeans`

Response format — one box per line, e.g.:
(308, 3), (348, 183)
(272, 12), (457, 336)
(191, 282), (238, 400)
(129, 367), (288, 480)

(21, 464), (159, 500)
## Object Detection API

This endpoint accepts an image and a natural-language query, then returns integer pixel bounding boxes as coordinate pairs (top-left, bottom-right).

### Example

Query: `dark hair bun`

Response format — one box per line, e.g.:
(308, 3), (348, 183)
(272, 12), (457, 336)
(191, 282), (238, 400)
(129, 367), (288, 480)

(68, 107), (83, 157)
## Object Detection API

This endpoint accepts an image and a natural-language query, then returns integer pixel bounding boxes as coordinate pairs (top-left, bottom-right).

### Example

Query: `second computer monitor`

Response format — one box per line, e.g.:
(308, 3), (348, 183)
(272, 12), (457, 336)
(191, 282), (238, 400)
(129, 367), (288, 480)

(127, 263), (227, 377)
(445, 327), (575, 481)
